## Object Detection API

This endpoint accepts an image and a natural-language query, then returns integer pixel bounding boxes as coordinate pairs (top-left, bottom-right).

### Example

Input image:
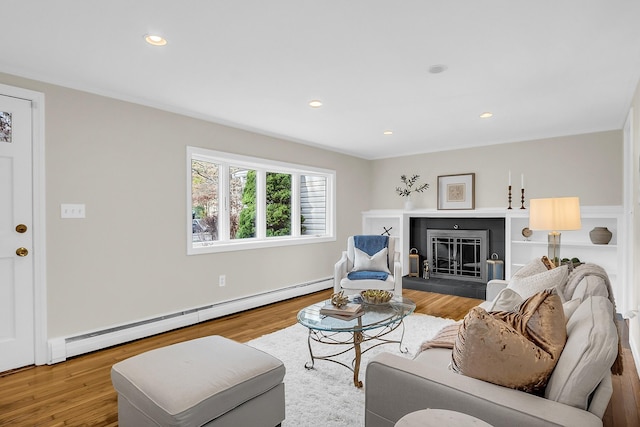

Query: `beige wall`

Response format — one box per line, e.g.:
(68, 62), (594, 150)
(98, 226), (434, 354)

(370, 131), (623, 209)
(0, 73), (371, 337)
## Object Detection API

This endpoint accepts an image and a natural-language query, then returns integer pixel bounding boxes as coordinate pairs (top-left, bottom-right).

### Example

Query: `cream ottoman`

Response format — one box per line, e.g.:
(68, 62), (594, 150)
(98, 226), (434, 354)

(111, 335), (285, 427)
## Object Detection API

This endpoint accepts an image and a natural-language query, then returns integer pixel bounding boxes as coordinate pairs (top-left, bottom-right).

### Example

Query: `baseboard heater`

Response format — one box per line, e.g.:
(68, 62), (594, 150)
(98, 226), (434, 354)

(48, 278), (333, 364)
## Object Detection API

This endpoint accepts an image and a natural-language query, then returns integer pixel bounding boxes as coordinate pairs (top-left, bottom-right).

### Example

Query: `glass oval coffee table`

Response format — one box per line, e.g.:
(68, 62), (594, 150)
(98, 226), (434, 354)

(297, 295), (416, 388)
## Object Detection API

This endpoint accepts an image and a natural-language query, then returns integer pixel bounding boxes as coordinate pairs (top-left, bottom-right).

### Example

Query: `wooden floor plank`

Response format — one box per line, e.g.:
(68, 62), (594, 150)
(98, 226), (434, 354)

(0, 289), (636, 426)
(620, 349), (640, 426)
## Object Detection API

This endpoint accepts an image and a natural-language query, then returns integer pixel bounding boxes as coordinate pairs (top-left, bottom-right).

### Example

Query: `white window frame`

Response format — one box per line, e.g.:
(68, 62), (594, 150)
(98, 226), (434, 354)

(187, 146), (336, 254)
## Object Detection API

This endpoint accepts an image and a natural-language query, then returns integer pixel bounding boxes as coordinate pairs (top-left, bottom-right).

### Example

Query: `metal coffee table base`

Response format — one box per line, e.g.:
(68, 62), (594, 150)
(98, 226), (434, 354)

(303, 318), (408, 388)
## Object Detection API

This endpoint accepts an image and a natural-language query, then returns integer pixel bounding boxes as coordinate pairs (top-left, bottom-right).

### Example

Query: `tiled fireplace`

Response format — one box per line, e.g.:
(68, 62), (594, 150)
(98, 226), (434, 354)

(404, 216), (505, 299)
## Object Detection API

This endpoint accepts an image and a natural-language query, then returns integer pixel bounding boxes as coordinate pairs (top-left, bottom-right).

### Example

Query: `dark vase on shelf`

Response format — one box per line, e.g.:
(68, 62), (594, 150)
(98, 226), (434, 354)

(589, 227), (612, 245)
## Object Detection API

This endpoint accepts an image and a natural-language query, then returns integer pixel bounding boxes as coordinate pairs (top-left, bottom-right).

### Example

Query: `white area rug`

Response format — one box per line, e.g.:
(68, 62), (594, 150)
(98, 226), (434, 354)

(247, 313), (457, 427)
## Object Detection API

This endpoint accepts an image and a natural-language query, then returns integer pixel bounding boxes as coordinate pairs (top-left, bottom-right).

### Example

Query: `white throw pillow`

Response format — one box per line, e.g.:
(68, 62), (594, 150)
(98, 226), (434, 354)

(508, 265), (569, 301)
(487, 288), (524, 312)
(353, 247), (390, 273)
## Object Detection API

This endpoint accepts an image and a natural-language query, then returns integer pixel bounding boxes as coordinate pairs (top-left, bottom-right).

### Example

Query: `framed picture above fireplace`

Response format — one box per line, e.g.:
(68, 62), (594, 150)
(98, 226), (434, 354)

(437, 173), (475, 210)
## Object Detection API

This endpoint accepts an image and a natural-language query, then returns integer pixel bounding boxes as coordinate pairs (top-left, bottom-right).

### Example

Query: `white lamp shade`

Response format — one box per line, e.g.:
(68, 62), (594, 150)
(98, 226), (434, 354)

(529, 197), (581, 231)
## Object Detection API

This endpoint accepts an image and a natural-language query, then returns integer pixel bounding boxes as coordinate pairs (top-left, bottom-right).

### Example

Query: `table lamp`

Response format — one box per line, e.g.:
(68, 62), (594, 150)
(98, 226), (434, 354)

(528, 197), (581, 265)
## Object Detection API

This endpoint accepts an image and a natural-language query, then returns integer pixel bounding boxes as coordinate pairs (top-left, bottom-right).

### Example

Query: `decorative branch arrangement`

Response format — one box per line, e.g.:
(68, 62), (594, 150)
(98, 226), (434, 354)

(395, 174), (429, 197)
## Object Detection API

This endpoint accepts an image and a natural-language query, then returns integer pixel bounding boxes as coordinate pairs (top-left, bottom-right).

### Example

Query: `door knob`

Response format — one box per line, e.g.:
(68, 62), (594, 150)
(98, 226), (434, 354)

(16, 224), (28, 233)
(16, 247), (28, 257)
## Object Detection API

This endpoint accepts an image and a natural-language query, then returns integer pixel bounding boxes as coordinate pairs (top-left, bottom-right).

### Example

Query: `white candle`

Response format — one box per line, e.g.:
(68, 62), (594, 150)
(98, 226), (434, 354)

(508, 170), (511, 186)
(521, 173), (524, 189)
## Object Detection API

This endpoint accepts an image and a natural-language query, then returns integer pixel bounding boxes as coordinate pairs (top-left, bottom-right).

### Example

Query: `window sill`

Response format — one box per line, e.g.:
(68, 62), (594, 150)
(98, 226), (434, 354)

(188, 235), (336, 255)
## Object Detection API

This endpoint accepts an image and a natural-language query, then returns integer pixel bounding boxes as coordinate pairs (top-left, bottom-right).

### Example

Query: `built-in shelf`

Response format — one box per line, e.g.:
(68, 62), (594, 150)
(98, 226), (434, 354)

(511, 241), (618, 249)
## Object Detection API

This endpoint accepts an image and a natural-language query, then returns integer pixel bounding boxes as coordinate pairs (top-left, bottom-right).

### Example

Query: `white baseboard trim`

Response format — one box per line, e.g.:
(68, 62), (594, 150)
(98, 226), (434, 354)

(47, 278), (332, 364)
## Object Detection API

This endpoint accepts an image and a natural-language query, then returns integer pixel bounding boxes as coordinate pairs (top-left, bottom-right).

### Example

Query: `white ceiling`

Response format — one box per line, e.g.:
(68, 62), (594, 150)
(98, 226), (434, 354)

(2, 1), (640, 159)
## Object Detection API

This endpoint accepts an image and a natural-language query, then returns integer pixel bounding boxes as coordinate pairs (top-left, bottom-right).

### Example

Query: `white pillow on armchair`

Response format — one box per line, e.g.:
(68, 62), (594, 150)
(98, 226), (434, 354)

(353, 247), (390, 273)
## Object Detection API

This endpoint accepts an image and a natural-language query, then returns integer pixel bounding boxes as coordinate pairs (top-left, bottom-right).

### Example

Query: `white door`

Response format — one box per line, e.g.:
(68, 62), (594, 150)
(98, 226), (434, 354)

(0, 94), (34, 372)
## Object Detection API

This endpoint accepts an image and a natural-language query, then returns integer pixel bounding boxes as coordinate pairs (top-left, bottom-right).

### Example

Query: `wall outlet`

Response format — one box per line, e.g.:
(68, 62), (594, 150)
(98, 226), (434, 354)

(219, 274), (226, 287)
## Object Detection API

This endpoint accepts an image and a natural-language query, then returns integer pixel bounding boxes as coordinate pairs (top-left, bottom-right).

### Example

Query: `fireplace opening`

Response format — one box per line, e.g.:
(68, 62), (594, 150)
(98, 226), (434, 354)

(404, 216), (505, 299)
(427, 229), (489, 282)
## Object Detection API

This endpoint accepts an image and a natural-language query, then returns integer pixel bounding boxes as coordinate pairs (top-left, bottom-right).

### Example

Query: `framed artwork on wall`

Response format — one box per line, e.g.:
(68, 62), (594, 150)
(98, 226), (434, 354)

(437, 173), (475, 210)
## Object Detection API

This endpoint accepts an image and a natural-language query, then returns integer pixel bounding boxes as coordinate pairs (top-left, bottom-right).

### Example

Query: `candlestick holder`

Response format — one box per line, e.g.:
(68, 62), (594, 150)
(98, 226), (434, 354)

(520, 188), (526, 209)
(507, 185), (512, 209)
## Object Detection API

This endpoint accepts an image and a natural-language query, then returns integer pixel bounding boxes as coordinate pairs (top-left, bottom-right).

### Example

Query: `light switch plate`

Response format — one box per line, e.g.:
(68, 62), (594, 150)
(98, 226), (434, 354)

(61, 203), (86, 218)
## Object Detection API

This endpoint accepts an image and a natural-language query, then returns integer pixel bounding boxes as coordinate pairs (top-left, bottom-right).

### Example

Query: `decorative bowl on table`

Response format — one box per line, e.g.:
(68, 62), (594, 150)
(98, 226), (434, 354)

(360, 289), (393, 305)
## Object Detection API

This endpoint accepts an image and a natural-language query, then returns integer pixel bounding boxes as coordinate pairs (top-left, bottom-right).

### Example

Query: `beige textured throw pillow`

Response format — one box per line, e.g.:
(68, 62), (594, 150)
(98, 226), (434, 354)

(512, 258), (549, 279)
(508, 265), (569, 301)
(452, 290), (567, 394)
(353, 247), (390, 273)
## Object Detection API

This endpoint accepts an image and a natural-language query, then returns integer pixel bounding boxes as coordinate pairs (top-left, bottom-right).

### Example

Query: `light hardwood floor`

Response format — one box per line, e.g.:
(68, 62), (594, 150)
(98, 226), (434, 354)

(0, 289), (638, 426)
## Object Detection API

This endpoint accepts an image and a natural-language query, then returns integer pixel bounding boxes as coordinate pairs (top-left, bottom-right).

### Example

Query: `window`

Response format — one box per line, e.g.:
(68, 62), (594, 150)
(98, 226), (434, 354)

(0, 111), (12, 142)
(187, 146), (335, 254)
(230, 166), (255, 239)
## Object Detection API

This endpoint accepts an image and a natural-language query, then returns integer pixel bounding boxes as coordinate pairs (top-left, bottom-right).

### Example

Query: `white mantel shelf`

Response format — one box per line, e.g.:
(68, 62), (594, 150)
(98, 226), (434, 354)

(362, 205), (623, 217)
(363, 207), (507, 216)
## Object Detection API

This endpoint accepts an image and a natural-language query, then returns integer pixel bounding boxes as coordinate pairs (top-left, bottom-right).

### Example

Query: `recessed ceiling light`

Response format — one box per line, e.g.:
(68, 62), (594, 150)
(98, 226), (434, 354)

(479, 112), (493, 119)
(383, 130), (393, 135)
(308, 100), (323, 108)
(145, 34), (167, 46)
(428, 64), (448, 74)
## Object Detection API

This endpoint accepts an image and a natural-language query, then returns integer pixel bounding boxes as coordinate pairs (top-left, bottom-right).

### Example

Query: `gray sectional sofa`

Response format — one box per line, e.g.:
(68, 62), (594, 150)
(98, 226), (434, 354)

(365, 262), (620, 427)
